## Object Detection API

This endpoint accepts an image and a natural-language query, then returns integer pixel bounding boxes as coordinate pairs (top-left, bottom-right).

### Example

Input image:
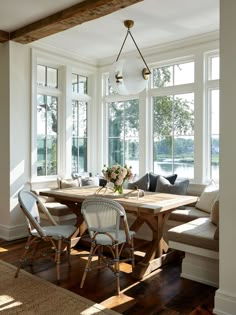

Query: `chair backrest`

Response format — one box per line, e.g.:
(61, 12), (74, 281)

(81, 196), (130, 241)
(18, 190), (57, 237)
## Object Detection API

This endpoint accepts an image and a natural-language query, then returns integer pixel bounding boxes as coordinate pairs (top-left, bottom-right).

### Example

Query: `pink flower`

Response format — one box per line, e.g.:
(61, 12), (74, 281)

(116, 178), (123, 185)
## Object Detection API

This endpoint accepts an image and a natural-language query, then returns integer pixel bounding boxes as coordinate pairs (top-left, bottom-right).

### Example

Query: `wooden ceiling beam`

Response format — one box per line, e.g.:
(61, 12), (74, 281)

(0, 30), (9, 43)
(10, 0), (143, 44)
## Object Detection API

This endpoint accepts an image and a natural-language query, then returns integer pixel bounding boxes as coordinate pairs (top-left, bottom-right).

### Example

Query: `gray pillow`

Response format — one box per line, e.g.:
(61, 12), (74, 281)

(149, 172), (177, 192)
(155, 175), (189, 195)
(81, 177), (97, 186)
(127, 173), (149, 191)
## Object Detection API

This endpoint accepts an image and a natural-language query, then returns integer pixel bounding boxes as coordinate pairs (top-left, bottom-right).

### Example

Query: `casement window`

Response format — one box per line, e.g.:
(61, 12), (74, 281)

(34, 57), (92, 179)
(36, 65), (59, 176)
(72, 100), (88, 173)
(107, 99), (139, 174)
(72, 73), (88, 94)
(71, 74), (89, 174)
(37, 94), (58, 176)
(151, 61), (195, 178)
(152, 93), (194, 178)
(206, 54), (220, 182)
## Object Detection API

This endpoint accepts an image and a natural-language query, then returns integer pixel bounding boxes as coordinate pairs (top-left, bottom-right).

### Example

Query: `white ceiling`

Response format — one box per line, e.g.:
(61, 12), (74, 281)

(0, 0), (219, 62)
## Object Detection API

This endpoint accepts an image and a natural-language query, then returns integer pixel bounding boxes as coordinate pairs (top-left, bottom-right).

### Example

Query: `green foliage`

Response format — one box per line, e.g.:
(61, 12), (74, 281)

(153, 95), (194, 137)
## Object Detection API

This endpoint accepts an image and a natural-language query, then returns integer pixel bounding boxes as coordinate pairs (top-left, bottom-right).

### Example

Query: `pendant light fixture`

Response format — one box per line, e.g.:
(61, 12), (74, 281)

(109, 20), (151, 95)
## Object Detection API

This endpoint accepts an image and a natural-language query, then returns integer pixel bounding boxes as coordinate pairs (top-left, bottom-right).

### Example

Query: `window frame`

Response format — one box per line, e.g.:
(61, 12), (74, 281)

(31, 49), (96, 183)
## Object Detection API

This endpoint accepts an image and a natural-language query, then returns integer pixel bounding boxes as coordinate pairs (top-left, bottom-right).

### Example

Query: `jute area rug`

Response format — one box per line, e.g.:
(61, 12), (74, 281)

(0, 260), (120, 315)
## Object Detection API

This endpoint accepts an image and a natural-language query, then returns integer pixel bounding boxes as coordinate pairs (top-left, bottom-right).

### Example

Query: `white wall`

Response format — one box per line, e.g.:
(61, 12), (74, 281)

(214, 1), (236, 314)
(0, 43), (10, 227)
(0, 41), (31, 240)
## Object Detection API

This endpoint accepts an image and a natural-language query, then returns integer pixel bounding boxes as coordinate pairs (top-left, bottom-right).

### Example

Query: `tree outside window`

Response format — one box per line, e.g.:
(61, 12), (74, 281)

(37, 94), (58, 176)
(72, 100), (88, 173)
(108, 99), (139, 174)
(152, 64), (194, 178)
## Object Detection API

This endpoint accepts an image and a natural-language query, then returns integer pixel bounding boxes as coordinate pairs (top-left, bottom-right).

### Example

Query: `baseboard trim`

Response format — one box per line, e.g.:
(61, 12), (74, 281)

(0, 223), (28, 241)
(214, 289), (236, 315)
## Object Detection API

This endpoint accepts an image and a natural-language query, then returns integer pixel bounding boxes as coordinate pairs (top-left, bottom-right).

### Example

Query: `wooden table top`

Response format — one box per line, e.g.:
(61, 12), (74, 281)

(40, 186), (198, 215)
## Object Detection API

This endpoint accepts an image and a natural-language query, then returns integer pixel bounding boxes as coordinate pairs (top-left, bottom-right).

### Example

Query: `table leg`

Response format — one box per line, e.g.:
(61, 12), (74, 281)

(131, 211), (172, 279)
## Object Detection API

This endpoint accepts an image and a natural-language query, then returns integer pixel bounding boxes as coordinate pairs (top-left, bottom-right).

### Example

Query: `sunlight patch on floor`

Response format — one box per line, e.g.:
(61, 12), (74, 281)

(0, 247), (8, 253)
(0, 295), (22, 311)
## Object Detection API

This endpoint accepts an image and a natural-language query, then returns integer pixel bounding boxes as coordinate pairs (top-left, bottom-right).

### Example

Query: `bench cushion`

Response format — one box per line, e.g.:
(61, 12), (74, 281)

(45, 202), (74, 216)
(169, 206), (210, 223)
(168, 217), (219, 251)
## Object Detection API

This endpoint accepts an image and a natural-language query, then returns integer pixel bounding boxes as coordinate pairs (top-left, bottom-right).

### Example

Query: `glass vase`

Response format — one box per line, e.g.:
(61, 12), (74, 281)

(114, 184), (123, 195)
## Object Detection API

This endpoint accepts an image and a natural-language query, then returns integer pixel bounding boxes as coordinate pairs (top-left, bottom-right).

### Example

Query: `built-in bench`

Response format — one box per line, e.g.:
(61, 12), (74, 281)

(168, 217), (219, 287)
(168, 195), (219, 288)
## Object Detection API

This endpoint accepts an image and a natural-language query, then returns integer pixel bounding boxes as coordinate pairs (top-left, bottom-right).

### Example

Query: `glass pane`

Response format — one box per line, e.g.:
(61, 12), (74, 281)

(46, 96), (58, 136)
(72, 100), (78, 136)
(153, 96), (173, 137)
(37, 94), (58, 177)
(78, 101), (87, 137)
(153, 136), (173, 175)
(78, 138), (87, 172)
(153, 93), (194, 178)
(37, 137), (46, 176)
(37, 94), (46, 136)
(210, 89), (219, 182)
(211, 89), (219, 134)
(108, 100), (139, 170)
(71, 101), (87, 173)
(109, 138), (124, 166)
(72, 138), (79, 172)
(47, 67), (58, 88)
(108, 102), (124, 137)
(211, 135), (219, 183)
(174, 136), (194, 178)
(125, 99), (139, 137)
(174, 62), (194, 85)
(37, 65), (46, 86)
(210, 56), (220, 80)
(46, 136), (57, 175)
(124, 139), (139, 174)
(173, 93), (194, 136)
(153, 66), (173, 88)
(78, 75), (87, 94)
(72, 73), (78, 93)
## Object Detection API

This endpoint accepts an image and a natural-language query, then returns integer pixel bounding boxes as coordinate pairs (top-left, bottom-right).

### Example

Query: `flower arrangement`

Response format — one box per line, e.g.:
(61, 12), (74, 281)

(102, 164), (133, 194)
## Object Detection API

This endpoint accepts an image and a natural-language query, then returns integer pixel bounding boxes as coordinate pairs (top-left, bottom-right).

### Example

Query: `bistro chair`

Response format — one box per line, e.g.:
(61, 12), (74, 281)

(15, 190), (77, 283)
(80, 196), (135, 295)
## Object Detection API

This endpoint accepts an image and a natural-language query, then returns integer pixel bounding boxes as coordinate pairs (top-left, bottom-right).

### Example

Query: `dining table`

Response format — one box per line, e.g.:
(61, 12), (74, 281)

(39, 186), (198, 279)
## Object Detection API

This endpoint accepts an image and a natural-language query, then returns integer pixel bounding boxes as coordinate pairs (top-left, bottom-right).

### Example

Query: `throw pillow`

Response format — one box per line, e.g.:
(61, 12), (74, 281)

(127, 173), (149, 191)
(195, 181), (219, 213)
(155, 175), (189, 195)
(60, 178), (79, 189)
(149, 172), (178, 192)
(81, 177), (98, 186)
(210, 199), (219, 226)
(99, 177), (107, 187)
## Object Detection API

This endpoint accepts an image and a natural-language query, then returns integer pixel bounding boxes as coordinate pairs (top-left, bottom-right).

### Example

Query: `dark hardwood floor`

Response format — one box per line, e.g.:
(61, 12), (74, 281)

(0, 237), (216, 315)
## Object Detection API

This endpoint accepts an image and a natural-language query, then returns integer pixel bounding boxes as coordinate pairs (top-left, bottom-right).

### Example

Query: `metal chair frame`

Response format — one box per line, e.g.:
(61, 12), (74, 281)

(15, 190), (77, 283)
(80, 196), (135, 295)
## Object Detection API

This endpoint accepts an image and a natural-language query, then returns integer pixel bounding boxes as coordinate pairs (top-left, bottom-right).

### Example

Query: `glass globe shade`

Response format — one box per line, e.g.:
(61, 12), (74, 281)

(109, 57), (148, 95)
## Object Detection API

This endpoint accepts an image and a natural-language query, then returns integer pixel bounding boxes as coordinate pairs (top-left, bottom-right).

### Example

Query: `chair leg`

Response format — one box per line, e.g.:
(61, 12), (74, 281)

(15, 236), (33, 278)
(80, 242), (95, 289)
(55, 238), (62, 284)
(98, 245), (103, 266)
(114, 244), (120, 295)
(130, 238), (135, 269)
(67, 241), (72, 268)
